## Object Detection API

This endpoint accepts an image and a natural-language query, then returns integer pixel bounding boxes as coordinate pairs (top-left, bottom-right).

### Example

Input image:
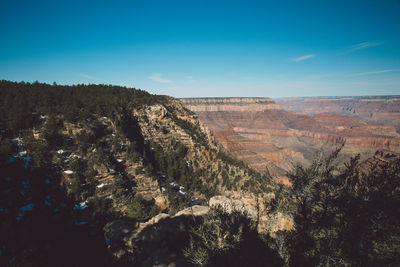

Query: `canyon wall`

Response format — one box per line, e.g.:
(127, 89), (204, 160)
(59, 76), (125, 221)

(183, 97), (281, 112)
(276, 96), (400, 133)
(181, 97), (400, 180)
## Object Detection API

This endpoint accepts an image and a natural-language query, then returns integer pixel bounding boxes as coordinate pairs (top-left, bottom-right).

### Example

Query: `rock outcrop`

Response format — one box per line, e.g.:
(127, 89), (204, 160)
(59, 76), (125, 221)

(209, 195), (258, 219)
(104, 212), (199, 265)
(102, 203), (216, 264)
(357, 150), (400, 176)
(104, 195), (294, 265)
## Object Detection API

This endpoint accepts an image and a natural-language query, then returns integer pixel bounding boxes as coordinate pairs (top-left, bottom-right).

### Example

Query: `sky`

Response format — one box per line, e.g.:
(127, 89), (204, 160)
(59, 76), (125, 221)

(1, 0), (399, 97)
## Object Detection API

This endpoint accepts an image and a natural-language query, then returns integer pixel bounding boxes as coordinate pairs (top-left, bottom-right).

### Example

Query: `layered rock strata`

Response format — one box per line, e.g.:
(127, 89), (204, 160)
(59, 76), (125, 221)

(181, 97), (400, 179)
(276, 96), (400, 133)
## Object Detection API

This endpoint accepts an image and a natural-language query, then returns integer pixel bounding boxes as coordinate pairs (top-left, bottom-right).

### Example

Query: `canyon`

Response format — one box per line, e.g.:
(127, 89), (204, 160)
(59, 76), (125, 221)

(181, 97), (400, 180)
(2, 81), (399, 266)
(277, 96), (400, 133)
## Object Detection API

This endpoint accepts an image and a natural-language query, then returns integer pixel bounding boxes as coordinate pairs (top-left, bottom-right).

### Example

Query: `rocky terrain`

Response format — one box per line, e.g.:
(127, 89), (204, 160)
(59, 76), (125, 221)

(181, 97), (400, 181)
(104, 195), (293, 265)
(0, 81), (278, 266)
(276, 96), (400, 133)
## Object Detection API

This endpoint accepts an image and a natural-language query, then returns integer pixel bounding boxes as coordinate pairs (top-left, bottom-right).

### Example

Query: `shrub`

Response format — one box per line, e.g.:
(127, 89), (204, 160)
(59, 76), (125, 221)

(126, 195), (160, 223)
(183, 206), (282, 266)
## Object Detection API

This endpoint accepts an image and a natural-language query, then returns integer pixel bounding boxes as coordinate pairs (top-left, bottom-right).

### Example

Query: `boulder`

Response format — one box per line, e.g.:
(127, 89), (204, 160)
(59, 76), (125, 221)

(174, 205), (209, 217)
(209, 195), (258, 219)
(148, 104), (167, 120)
(103, 207), (206, 264)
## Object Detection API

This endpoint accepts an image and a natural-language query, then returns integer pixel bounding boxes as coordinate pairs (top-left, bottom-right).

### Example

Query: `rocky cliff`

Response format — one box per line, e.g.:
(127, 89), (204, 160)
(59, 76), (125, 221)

(181, 97), (400, 180)
(0, 82), (283, 266)
(276, 96), (400, 133)
(182, 97), (282, 112)
(104, 195), (293, 265)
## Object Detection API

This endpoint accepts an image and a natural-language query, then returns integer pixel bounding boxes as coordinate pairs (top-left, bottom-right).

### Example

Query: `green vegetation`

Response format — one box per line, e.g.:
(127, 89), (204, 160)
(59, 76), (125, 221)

(0, 138), (110, 267)
(126, 194), (160, 222)
(184, 206), (283, 266)
(267, 148), (400, 266)
(0, 80), (157, 136)
(217, 151), (271, 192)
(182, 148), (400, 266)
(164, 104), (209, 147)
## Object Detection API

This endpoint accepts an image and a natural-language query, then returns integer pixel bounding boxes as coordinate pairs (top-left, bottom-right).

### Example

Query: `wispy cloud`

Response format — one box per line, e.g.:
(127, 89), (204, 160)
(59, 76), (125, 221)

(149, 73), (172, 83)
(350, 41), (383, 51)
(350, 69), (397, 76)
(291, 54), (316, 62)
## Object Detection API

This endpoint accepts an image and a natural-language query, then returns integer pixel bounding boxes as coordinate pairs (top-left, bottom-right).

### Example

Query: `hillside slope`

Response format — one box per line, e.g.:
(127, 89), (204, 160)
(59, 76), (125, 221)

(0, 81), (275, 266)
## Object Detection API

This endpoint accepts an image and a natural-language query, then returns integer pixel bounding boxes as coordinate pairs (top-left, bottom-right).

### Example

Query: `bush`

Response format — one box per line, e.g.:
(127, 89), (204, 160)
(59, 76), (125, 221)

(126, 195), (149, 222)
(283, 147), (400, 266)
(126, 195), (160, 223)
(183, 206), (282, 266)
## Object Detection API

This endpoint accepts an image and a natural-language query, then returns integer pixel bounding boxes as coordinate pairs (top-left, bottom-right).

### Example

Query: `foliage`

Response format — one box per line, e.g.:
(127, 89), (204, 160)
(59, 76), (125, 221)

(183, 206), (283, 266)
(0, 80), (157, 136)
(0, 139), (109, 266)
(126, 194), (160, 222)
(277, 147), (400, 266)
(164, 105), (209, 147)
(217, 151), (271, 192)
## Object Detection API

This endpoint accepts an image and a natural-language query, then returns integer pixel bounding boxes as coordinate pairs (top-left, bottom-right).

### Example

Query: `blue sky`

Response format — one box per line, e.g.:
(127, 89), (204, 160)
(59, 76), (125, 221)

(1, 0), (399, 97)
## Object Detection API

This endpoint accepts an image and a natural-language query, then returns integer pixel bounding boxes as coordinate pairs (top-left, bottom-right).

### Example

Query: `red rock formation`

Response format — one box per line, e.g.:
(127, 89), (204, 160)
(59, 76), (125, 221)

(276, 96), (400, 133)
(275, 176), (293, 188)
(180, 97), (400, 178)
(357, 150), (400, 176)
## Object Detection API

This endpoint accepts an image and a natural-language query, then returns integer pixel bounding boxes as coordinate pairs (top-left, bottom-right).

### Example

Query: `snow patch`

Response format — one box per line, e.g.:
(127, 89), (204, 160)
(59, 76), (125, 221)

(97, 183), (105, 188)
(64, 170), (73, 174)
(179, 189), (186, 195)
(74, 201), (88, 210)
(11, 137), (23, 145)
